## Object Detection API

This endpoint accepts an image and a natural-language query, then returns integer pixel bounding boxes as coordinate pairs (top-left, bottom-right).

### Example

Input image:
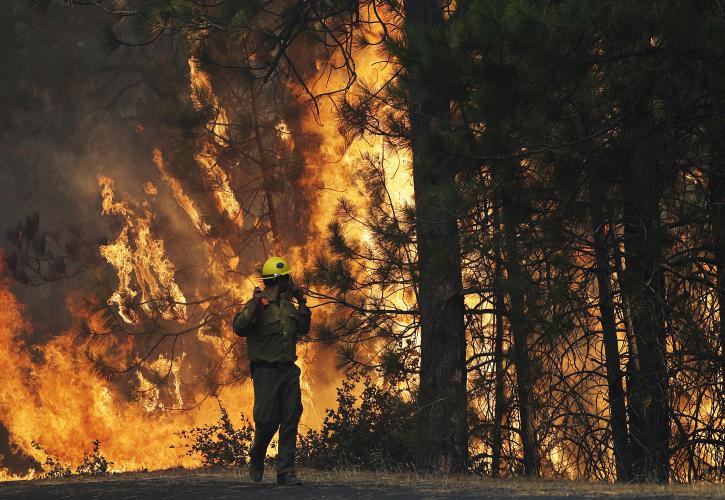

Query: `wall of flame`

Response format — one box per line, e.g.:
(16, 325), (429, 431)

(0, 8), (413, 479)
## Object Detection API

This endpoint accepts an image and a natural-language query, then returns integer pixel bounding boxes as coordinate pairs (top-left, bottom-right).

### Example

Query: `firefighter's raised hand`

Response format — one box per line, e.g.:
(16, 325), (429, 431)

(252, 287), (269, 315)
(288, 277), (307, 305)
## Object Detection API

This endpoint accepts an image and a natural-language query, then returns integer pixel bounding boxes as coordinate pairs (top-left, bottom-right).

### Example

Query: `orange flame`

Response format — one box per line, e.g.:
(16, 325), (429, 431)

(0, 260), (259, 478)
(98, 175), (187, 323)
(0, 5), (416, 480)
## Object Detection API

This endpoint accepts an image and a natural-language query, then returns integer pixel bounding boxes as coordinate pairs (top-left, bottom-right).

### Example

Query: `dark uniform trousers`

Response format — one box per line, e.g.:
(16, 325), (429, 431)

(249, 361), (304, 474)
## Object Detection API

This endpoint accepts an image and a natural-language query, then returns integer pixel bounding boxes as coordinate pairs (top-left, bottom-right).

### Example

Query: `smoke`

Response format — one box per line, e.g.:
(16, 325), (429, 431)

(0, 2), (162, 327)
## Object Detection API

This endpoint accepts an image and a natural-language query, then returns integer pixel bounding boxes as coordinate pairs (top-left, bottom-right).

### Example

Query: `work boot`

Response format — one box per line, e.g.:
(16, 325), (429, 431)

(248, 460), (263, 483)
(276, 472), (303, 486)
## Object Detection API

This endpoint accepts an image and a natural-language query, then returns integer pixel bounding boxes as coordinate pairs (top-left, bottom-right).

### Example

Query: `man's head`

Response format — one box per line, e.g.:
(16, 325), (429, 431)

(261, 256), (291, 291)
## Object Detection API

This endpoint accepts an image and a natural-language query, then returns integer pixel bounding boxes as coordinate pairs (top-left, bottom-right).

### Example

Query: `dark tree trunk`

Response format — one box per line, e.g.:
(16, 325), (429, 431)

(622, 178), (670, 483)
(588, 170), (633, 482)
(612, 46), (670, 481)
(280, 109), (315, 248)
(611, 219), (642, 446)
(490, 200), (506, 478)
(249, 82), (283, 253)
(713, 180), (725, 393)
(706, 76), (725, 389)
(495, 162), (540, 477)
(405, 0), (468, 473)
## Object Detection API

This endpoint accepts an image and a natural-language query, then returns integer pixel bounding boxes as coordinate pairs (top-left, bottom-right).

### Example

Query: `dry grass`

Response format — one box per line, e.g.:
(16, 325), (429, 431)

(4, 467), (724, 498)
(307, 468), (725, 497)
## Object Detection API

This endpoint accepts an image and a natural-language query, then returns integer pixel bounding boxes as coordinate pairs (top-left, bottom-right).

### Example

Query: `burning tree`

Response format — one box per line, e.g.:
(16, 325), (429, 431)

(1, 0), (724, 485)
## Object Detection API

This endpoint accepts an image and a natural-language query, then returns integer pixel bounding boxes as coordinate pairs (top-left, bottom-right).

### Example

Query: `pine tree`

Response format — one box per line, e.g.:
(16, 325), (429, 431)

(403, 0), (468, 472)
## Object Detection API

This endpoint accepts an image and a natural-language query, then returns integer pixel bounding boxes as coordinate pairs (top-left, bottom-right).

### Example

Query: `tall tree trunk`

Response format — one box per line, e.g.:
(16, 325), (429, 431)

(611, 218), (642, 447)
(706, 75), (725, 389)
(713, 165), (725, 393)
(280, 109), (315, 247)
(609, 44), (670, 481)
(490, 198), (506, 478)
(249, 82), (283, 254)
(495, 161), (540, 476)
(404, 0), (468, 473)
(622, 175), (670, 483)
(588, 170), (633, 481)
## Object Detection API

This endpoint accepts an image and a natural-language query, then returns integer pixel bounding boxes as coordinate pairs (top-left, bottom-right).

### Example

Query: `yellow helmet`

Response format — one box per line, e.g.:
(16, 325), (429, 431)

(261, 256), (290, 279)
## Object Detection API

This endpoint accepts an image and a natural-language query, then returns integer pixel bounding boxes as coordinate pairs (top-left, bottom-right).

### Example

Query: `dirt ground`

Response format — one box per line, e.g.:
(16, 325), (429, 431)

(2, 468), (724, 499)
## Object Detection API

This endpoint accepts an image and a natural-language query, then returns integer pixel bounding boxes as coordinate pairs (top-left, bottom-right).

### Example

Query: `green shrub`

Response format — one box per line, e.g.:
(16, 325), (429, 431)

(297, 376), (416, 470)
(174, 402), (254, 467)
(174, 376), (416, 471)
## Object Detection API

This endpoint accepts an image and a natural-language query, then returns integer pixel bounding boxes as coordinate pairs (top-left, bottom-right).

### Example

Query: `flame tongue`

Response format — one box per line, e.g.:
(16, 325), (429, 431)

(98, 175), (187, 323)
(188, 55), (244, 228)
(153, 149), (211, 235)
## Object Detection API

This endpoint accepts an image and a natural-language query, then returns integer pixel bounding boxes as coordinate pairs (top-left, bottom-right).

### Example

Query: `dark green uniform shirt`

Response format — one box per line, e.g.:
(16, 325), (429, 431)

(232, 291), (311, 363)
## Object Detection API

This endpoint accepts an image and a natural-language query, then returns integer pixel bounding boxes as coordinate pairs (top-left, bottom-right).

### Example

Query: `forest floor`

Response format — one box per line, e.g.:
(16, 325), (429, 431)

(1, 468), (724, 499)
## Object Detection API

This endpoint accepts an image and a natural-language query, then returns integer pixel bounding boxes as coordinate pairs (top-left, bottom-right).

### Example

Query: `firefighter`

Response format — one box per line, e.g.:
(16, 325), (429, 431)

(232, 256), (310, 486)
